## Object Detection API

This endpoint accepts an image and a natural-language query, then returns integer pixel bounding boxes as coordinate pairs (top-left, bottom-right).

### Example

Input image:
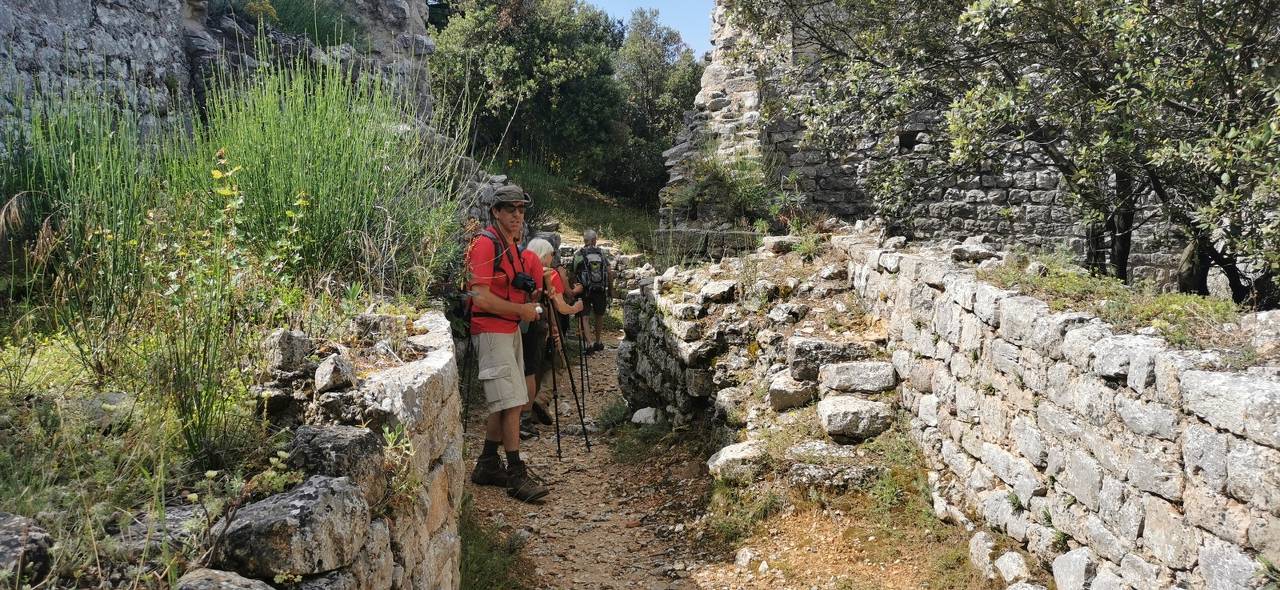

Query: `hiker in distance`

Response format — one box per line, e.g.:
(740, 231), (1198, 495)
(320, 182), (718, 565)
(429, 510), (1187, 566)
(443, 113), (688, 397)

(466, 185), (550, 503)
(573, 229), (611, 353)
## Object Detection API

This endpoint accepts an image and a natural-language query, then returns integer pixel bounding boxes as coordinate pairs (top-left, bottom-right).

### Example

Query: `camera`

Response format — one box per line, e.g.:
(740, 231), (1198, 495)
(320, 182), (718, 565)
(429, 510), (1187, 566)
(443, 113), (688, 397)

(511, 272), (537, 295)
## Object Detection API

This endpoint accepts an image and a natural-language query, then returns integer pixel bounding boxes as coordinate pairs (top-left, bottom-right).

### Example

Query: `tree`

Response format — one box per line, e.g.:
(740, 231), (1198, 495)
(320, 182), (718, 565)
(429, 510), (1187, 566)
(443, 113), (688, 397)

(725, 0), (1280, 307)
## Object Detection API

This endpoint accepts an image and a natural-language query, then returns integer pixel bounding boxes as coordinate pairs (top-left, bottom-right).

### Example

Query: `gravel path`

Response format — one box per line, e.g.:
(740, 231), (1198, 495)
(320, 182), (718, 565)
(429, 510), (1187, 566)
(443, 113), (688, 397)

(465, 331), (699, 590)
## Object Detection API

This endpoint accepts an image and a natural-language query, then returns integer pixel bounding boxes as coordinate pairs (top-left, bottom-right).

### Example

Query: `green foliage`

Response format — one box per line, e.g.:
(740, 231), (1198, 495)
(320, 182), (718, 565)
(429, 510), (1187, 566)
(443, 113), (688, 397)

(1260, 557), (1280, 590)
(677, 152), (777, 224)
(703, 481), (785, 550)
(459, 493), (531, 589)
(505, 159), (656, 254)
(217, 0), (363, 46)
(981, 254), (1244, 350)
(609, 421), (671, 464)
(595, 397), (632, 431)
(434, 2), (701, 208)
(726, 0), (1280, 307)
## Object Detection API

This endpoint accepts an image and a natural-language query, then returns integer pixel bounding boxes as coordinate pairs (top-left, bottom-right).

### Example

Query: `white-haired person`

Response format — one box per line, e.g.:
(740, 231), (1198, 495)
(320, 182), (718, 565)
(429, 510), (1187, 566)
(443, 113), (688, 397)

(523, 238), (583, 420)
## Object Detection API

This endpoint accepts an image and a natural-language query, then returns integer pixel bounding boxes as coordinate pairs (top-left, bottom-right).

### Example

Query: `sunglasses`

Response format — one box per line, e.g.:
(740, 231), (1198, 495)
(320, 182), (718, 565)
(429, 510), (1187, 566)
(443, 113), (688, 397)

(495, 203), (528, 214)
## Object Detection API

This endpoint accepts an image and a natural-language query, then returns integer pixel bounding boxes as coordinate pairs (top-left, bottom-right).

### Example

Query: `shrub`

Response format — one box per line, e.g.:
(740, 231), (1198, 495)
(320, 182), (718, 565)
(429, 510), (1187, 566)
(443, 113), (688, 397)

(459, 493), (529, 589)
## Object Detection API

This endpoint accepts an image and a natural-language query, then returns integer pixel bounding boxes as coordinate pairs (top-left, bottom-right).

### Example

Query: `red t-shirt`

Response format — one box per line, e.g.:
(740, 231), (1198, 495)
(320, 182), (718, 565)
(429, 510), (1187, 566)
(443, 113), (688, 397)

(467, 228), (543, 334)
(546, 267), (566, 295)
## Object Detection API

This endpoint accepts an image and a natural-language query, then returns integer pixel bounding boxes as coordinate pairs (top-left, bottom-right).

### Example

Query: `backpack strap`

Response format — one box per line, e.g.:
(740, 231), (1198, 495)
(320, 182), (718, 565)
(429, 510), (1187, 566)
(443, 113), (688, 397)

(470, 228), (527, 320)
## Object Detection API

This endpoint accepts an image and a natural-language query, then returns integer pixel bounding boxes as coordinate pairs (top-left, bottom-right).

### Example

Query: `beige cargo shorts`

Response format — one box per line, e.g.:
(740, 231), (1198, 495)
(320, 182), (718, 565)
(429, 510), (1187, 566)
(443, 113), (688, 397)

(472, 330), (527, 414)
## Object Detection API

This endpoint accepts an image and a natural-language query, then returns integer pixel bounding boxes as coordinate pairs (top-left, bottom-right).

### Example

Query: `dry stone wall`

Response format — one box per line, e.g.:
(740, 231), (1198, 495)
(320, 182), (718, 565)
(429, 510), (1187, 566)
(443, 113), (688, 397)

(848, 241), (1280, 588)
(0, 0), (437, 155)
(619, 226), (1280, 589)
(661, 0), (1180, 281)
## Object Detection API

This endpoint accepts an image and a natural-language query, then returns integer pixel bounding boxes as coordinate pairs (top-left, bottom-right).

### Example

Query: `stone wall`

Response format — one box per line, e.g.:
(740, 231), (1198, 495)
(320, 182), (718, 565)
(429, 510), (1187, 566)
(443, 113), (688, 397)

(846, 239), (1279, 588)
(0, 0), (193, 146)
(0, 0), (436, 155)
(192, 311), (463, 590)
(661, 0), (1180, 281)
(619, 228), (1280, 589)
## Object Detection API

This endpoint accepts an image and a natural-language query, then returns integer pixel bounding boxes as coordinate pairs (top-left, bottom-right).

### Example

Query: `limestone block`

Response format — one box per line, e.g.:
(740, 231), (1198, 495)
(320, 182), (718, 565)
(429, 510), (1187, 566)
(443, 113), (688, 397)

(1010, 415), (1047, 467)
(767, 372), (817, 412)
(1061, 322), (1111, 371)
(766, 302), (809, 324)
(968, 531), (996, 579)
(1183, 370), (1280, 448)
(1028, 312), (1094, 359)
(1225, 438), (1280, 513)
(1091, 563), (1125, 590)
(1185, 485), (1250, 545)
(315, 354), (356, 393)
(1071, 375), (1116, 428)
(974, 283), (1014, 327)
(787, 337), (867, 380)
(981, 442), (1044, 504)
(1125, 439), (1185, 501)
(1058, 448), (1103, 510)
(990, 338), (1022, 377)
(1250, 510), (1280, 562)
(1183, 421), (1230, 491)
(1082, 513), (1130, 563)
(706, 440), (768, 481)
(1142, 494), (1201, 569)
(817, 397), (894, 444)
(760, 235), (801, 254)
(1197, 533), (1256, 590)
(699, 279), (737, 303)
(1115, 394), (1177, 440)
(0, 512), (52, 584)
(997, 296), (1049, 346)
(1091, 335), (1167, 380)
(995, 551), (1030, 583)
(1098, 478), (1144, 542)
(819, 361), (897, 393)
(1153, 349), (1222, 406)
(262, 328), (312, 372)
(213, 476), (370, 578)
(290, 426), (386, 504)
(177, 569), (276, 590)
(1052, 547), (1097, 590)
(360, 351), (457, 435)
(1119, 554), (1159, 589)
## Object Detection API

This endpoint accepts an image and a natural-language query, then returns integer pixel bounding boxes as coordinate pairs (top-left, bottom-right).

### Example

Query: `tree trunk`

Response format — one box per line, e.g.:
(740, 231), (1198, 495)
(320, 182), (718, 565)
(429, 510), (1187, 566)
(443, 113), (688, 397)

(1084, 220), (1108, 275)
(1110, 170), (1135, 281)
(1177, 233), (1211, 295)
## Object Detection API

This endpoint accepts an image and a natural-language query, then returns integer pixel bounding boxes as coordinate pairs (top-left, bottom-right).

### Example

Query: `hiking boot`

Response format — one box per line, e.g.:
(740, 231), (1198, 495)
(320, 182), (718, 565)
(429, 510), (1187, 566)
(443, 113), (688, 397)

(531, 402), (554, 425)
(593, 342), (605, 352)
(506, 462), (550, 503)
(470, 455), (507, 487)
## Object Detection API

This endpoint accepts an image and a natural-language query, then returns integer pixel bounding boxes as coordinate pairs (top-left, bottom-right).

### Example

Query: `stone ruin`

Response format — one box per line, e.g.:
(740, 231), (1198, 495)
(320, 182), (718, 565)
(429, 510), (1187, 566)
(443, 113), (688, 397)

(0, 311), (464, 590)
(618, 221), (1280, 589)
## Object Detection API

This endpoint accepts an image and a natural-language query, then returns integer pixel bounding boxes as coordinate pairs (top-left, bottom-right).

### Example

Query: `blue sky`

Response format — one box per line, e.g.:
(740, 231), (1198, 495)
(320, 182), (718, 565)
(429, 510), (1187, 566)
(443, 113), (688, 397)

(590, 0), (716, 59)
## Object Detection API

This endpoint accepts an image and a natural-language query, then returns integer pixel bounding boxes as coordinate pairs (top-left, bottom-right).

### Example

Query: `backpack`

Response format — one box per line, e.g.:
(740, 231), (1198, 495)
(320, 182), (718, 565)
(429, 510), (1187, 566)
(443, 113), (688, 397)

(578, 246), (608, 293)
(450, 228), (526, 332)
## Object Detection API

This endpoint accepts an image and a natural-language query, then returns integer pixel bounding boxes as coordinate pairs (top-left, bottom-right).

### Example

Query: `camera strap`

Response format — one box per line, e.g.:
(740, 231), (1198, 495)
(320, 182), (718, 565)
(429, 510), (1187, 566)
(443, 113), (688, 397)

(470, 227), (529, 320)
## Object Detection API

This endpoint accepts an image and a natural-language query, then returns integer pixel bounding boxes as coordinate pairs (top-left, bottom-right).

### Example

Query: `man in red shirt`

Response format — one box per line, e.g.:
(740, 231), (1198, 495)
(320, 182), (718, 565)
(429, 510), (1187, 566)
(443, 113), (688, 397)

(467, 185), (549, 503)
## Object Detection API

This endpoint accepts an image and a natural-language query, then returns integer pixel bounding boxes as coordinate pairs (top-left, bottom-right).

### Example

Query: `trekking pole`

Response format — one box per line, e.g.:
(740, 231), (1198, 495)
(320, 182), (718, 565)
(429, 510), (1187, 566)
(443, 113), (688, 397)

(548, 303), (592, 451)
(542, 296), (563, 460)
(576, 315), (593, 413)
(460, 337), (476, 433)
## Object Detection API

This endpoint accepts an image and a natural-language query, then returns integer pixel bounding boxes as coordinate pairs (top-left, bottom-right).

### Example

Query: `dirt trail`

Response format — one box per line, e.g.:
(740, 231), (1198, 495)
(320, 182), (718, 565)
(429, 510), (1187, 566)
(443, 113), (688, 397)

(464, 330), (701, 590)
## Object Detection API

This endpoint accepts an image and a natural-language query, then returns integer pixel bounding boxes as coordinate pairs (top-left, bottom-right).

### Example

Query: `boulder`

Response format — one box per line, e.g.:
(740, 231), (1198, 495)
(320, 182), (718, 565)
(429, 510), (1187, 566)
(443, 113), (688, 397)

(766, 303), (810, 324)
(817, 397), (894, 443)
(714, 388), (752, 426)
(177, 569), (277, 590)
(1052, 547), (1096, 590)
(995, 551), (1030, 583)
(706, 441), (767, 481)
(786, 463), (880, 491)
(213, 476), (370, 578)
(766, 373), (817, 412)
(699, 280), (737, 303)
(0, 512), (52, 584)
(819, 361), (897, 394)
(112, 505), (201, 561)
(951, 244), (1000, 263)
(290, 426), (387, 503)
(784, 440), (860, 464)
(315, 354), (356, 393)
(261, 329), (312, 372)
(761, 236), (801, 254)
(969, 531), (996, 579)
(787, 337), (867, 381)
(631, 407), (661, 424)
